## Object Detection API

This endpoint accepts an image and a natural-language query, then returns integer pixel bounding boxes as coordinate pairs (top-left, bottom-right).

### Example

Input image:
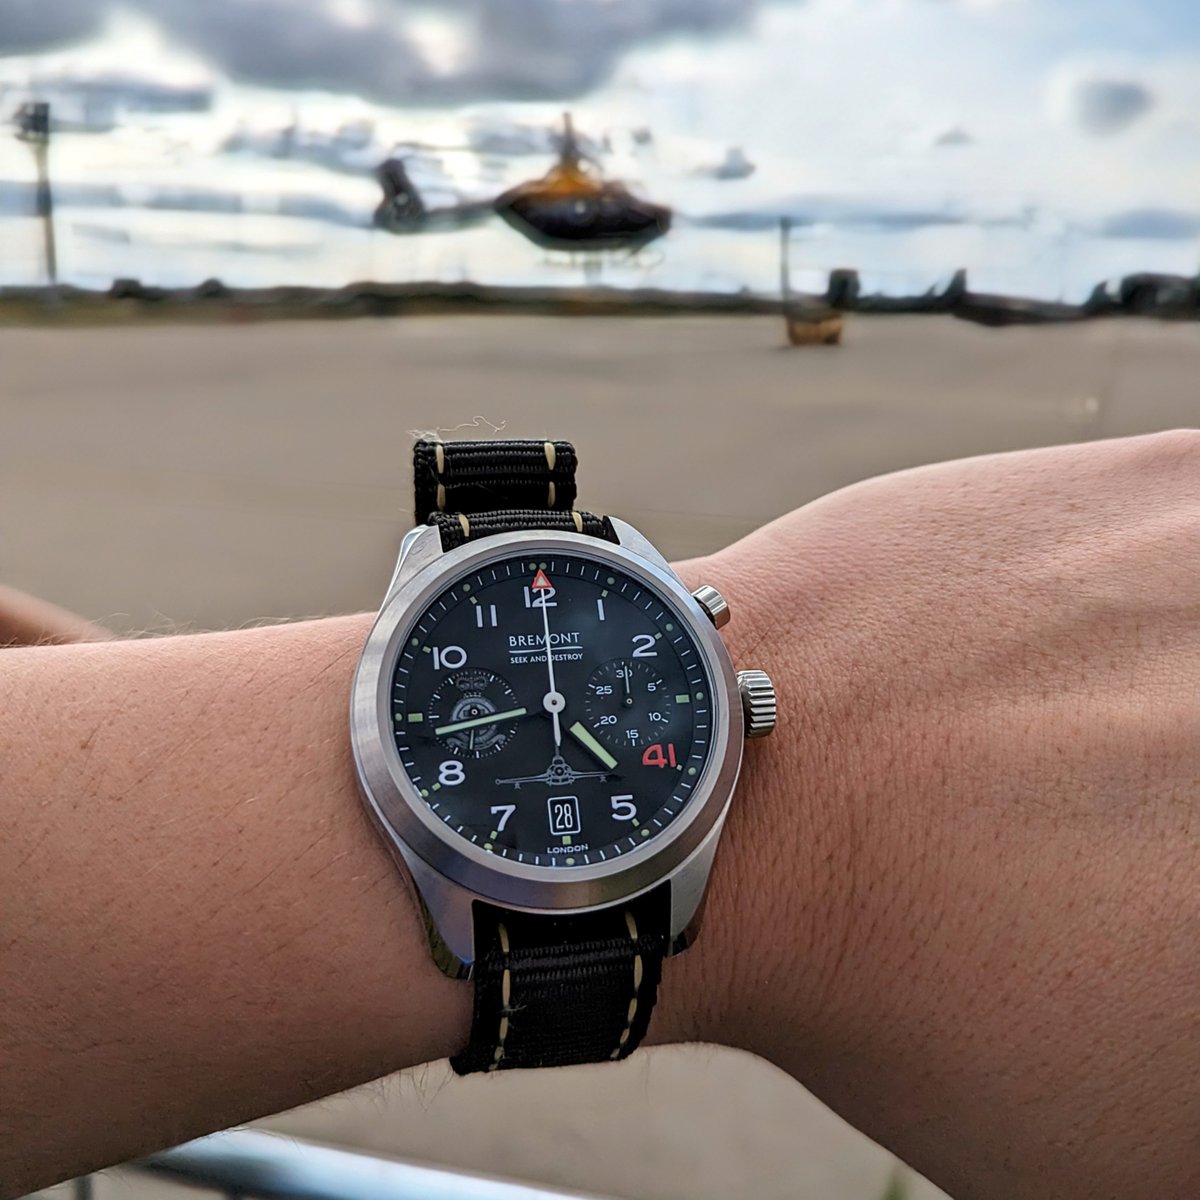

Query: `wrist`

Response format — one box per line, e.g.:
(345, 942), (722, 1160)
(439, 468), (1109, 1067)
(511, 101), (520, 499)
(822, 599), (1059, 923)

(656, 542), (861, 1058)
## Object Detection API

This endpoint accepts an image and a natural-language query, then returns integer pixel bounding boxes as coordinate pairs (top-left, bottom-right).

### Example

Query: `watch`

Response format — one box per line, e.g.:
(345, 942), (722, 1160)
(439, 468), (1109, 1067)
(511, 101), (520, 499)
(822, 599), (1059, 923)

(350, 438), (776, 1073)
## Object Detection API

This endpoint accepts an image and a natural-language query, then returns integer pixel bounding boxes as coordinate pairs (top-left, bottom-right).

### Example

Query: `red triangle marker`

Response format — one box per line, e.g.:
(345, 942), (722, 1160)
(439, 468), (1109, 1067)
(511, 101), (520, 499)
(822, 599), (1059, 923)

(531, 569), (552, 591)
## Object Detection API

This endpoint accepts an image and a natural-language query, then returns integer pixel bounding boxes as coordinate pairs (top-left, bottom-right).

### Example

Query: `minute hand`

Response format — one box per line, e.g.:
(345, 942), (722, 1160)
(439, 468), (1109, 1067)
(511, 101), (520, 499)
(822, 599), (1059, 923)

(433, 707), (527, 736)
(539, 586), (563, 748)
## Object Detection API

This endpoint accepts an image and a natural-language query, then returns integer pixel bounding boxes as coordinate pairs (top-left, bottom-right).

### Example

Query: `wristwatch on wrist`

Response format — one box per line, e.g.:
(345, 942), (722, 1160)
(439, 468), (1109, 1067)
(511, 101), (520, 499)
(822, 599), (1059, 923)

(351, 439), (776, 1073)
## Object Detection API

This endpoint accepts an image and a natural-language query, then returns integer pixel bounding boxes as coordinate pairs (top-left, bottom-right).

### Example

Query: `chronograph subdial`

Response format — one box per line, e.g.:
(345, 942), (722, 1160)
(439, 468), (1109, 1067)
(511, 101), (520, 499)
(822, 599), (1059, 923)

(428, 669), (524, 758)
(584, 658), (674, 750)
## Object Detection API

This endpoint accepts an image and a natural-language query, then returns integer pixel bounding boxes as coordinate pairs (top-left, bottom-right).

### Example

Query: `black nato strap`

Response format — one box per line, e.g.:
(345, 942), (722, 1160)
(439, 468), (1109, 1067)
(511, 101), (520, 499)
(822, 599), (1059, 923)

(410, 438), (668, 1073)
(413, 437), (619, 551)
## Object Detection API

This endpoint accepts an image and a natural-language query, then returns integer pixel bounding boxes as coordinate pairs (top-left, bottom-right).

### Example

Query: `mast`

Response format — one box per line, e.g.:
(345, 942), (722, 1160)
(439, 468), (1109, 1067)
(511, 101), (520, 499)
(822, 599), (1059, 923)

(779, 216), (792, 309)
(16, 101), (58, 287)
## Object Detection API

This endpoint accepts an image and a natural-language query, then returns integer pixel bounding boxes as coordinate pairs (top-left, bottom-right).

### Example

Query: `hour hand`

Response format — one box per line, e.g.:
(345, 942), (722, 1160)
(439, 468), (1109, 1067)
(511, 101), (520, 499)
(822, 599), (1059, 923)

(568, 721), (618, 770)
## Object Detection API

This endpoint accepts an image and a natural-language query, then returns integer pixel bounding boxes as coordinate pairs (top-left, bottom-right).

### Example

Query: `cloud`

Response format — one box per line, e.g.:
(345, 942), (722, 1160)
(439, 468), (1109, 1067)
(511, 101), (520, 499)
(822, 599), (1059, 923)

(1070, 79), (1155, 135)
(0, 0), (791, 104)
(933, 126), (974, 147)
(1099, 207), (1200, 241)
(145, 0), (430, 103)
(0, 0), (105, 55)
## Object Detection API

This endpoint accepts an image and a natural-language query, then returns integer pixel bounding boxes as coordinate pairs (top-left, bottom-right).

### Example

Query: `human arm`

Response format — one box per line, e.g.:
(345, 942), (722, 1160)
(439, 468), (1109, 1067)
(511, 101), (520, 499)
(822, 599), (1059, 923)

(2, 431), (1198, 1199)
(0, 585), (111, 647)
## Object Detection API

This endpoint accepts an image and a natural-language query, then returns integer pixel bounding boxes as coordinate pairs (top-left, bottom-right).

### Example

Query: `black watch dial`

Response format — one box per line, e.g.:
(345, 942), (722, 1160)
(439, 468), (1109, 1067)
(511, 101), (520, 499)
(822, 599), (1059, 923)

(390, 551), (715, 868)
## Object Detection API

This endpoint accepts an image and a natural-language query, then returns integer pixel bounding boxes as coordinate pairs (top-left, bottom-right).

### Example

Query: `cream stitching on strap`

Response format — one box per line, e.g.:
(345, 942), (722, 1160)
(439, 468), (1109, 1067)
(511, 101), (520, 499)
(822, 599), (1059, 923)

(435, 443), (446, 510)
(489, 921), (512, 1071)
(547, 481), (556, 507)
(544, 441), (556, 470)
(571, 510), (583, 533)
(458, 513), (471, 540)
(610, 910), (642, 1059)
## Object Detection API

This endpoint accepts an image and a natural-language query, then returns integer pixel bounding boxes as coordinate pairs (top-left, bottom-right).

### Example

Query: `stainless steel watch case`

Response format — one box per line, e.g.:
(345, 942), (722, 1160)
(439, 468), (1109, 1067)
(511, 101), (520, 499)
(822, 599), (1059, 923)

(350, 518), (744, 979)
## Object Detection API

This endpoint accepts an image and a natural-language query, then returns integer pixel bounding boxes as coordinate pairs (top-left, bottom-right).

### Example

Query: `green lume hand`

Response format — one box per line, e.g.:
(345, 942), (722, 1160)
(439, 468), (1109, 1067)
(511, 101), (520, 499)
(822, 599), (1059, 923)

(568, 721), (618, 770)
(432, 707), (528, 737)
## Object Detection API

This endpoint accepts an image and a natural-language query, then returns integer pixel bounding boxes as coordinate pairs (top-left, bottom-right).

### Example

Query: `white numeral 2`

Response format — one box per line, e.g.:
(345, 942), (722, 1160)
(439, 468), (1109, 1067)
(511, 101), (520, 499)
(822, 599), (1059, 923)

(631, 634), (657, 658)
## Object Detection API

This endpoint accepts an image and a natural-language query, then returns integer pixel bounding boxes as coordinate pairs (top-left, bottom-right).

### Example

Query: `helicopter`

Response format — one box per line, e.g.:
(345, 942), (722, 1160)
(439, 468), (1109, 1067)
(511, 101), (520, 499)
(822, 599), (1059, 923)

(492, 113), (671, 253)
(374, 114), (671, 255)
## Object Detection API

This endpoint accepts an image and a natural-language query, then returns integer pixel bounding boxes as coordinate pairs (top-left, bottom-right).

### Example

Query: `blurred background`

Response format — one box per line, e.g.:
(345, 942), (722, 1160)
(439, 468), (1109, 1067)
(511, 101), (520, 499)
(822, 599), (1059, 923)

(4, 0), (1200, 297)
(5, 3), (1200, 1200)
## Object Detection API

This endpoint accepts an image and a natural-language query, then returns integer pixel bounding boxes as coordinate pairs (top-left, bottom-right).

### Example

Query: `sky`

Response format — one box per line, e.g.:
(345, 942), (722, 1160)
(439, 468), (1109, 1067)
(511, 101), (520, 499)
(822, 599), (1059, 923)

(1, 0), (1198, 294)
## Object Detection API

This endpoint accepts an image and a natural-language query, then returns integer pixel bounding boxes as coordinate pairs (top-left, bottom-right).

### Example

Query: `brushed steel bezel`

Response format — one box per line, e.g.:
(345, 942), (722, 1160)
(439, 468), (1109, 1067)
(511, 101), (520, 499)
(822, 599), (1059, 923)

(351, 528), (742, 915)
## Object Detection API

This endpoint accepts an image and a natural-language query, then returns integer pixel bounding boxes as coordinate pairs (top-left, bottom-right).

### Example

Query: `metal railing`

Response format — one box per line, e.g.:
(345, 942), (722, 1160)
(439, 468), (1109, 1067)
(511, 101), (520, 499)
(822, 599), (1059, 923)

(126, 1129), (611, 1200)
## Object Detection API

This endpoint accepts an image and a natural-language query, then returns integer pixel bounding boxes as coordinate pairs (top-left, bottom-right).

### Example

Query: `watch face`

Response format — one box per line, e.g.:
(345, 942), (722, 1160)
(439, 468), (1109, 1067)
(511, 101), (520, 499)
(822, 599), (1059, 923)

(389, 550), (716, 868)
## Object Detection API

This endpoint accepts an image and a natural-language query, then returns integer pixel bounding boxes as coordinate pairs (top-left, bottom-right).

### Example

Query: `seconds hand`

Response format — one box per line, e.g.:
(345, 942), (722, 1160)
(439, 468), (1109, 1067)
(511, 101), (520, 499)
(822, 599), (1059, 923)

(537, 572), (565, 747)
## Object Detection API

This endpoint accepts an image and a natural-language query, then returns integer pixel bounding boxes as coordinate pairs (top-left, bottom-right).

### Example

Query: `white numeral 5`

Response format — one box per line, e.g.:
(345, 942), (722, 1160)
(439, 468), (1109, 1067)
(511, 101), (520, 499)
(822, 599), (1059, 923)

(610, 794), (637, 821)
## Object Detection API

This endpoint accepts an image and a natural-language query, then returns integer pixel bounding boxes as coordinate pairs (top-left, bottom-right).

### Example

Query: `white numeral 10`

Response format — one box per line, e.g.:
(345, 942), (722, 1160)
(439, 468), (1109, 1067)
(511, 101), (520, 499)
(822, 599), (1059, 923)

(432, 645), (467, 670)
(610, 794), (637, 821)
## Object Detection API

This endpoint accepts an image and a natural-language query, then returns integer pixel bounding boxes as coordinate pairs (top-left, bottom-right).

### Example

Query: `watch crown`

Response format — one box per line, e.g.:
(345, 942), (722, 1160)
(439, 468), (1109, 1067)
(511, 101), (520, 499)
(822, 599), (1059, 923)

(737, 669), (777, 738)
(692, 584), (731, 629)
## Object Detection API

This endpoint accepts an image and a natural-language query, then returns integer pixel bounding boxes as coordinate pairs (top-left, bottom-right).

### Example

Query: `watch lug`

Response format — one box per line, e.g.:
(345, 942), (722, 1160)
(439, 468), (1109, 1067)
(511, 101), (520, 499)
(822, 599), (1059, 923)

(385, 523), (444, 599)
(388, 841), (477, 978)
(607, 516), (674, 573)
(664, 811), (727, 955)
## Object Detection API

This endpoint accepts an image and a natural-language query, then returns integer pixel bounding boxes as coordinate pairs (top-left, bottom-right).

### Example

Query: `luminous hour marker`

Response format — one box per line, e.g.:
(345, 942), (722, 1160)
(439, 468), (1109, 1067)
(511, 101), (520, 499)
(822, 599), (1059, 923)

(675, 694), (690, 704)
(407, 712), (424, 723)
(596, 597), (606, 621)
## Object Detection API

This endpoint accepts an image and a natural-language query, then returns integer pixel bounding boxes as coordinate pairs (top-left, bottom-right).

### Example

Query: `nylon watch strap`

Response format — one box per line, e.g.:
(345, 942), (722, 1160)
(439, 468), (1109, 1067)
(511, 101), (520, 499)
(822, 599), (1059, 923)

(409, 438), (668, 1074)
(413, 438), (618, 551)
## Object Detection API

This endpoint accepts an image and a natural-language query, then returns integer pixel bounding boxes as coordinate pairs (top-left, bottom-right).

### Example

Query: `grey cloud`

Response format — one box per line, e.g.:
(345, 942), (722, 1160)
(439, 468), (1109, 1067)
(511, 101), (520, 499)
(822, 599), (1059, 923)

(2, 0), (787, 104)
(455, 0), (762, 96)
(142, 0), (430, 103)
(1071, 79), (1155, 135)
(1100, 208), (1200, 241)
(934, 127), (973, 147)
(0, 0), (105, 55)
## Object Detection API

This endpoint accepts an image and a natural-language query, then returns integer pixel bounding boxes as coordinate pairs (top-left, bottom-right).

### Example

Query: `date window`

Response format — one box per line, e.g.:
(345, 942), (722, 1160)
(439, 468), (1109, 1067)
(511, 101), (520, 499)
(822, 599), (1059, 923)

(547, 795), (581, 837)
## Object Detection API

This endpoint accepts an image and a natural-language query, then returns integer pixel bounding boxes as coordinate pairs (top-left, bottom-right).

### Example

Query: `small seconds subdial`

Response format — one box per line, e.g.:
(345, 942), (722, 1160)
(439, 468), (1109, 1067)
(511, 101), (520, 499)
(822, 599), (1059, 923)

(584, 658), (674, 750)
(428, 669), (523, 758)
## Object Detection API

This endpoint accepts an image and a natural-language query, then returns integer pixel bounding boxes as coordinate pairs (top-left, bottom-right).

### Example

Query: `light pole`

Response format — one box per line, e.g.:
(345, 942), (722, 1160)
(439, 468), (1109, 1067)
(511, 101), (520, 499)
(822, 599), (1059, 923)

(15, 101), (58, 287)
